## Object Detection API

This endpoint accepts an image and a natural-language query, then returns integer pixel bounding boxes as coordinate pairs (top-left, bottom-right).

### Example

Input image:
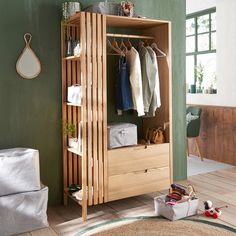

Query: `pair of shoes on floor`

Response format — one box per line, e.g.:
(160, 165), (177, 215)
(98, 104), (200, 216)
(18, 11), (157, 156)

(72, 189), (83, 201)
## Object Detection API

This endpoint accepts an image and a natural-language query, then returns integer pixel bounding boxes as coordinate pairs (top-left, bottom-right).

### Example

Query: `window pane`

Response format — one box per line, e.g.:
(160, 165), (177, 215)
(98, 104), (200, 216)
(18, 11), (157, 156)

(197, 14), (210, 33)
(186, 56), (195, 87)
(198, 33), (209, 51)
(186, 18), (195, 36)
(186, 36), (195, 53)
(211, 12), (216, 31)
(211, 32), (216, 50)
(197, 53), (216, 89)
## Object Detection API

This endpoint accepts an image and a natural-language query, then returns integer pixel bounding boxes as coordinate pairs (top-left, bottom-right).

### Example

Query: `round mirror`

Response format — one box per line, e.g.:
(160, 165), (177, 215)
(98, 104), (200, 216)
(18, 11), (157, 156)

(16, 33), (41, 79)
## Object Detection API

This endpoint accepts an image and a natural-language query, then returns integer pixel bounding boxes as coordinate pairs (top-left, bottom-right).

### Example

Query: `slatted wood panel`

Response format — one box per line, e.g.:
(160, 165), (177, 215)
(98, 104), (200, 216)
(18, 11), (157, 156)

(188, 105), (236, 165)
(62, 12), (107, 220)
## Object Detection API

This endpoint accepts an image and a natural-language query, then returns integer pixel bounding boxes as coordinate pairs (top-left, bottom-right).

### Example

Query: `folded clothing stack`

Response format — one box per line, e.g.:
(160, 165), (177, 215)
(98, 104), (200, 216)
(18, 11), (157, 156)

(0, 148), (48, 236)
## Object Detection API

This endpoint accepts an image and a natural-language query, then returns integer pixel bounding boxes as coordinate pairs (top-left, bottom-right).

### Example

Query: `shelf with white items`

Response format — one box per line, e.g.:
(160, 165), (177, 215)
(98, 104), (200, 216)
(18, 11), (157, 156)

(66, 102), (81, 107)
(63, 55), (80, 61)
(67, 147), (82, 156)
(64, 188), (82, 206)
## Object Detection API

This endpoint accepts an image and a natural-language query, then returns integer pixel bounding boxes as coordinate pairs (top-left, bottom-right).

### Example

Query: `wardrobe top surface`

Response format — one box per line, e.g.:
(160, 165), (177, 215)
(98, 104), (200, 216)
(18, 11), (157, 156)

(106, 15), (169, 28)
(68, 12), (169, 28)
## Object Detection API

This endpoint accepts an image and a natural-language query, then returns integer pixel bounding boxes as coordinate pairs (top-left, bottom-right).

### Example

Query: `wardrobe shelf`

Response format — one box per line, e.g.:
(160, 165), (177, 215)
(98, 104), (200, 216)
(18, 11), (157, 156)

(63, 55), (80, 61)
(66, 102), (81, 107)
(67, 147), (82, 156)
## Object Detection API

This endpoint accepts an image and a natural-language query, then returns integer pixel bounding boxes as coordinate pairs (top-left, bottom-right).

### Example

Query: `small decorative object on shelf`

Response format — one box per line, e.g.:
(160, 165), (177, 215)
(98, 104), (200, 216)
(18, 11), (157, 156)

(119, 1), (134, 17)
(65, 37), (81, 58)
(83, 1), (120, 15)
(62, 1), (81, 22)
(65, 36), (73, 57)
(67, 84), (82, 105)
(73, 40), (81, 56)
(64, 121), (78, 148)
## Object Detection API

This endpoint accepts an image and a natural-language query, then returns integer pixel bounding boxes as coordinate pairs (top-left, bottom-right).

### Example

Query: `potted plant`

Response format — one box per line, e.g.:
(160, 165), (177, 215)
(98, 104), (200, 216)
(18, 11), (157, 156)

(64, 122), (78, 148)
(195, 63), (204, 93)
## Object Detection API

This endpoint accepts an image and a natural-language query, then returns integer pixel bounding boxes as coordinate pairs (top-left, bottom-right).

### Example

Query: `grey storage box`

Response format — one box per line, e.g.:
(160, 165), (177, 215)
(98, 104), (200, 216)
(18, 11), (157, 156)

(0, 148), (41, 196)
(84, 2), (120, 15)
(0, 185), (48, 236)
(154, 195), (199, 221)
(107, 123), (137, 149)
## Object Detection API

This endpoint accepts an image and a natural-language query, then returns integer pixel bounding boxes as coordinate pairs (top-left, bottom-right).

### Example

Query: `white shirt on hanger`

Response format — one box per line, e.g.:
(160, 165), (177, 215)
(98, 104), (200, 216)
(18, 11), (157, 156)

(126, 47), (145, 117)
(146, 46), (161, 116)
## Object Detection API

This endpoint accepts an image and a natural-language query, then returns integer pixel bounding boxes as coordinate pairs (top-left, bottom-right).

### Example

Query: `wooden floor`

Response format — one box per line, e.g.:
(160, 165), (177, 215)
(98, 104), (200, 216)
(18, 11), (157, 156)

(19, 167), (236, 236)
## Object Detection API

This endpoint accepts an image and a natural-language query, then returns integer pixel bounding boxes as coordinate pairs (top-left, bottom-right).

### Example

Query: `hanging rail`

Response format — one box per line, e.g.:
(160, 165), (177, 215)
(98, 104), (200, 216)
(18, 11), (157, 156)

(106, 33), (155, 40)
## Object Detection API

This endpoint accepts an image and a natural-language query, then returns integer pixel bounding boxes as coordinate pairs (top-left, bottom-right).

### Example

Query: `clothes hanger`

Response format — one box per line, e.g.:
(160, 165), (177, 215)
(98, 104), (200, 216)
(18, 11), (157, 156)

(124, 38), (132, 50)
(120, 39), (128, 53)
(138, 40), (145, 50)
(107, 39), (125, 56)
(151, 42), (166, 57)
(112, 37), (121, 51)
(144, 39), (149, 47)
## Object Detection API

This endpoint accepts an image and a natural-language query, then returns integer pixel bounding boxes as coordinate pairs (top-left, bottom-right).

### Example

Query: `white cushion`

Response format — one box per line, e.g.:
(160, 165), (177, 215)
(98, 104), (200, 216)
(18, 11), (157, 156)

(0, 148), (40, 196)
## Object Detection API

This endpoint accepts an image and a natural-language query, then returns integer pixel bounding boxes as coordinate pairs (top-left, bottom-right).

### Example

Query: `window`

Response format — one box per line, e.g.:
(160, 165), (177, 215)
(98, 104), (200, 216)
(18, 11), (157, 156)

(186, 8), (216, 94)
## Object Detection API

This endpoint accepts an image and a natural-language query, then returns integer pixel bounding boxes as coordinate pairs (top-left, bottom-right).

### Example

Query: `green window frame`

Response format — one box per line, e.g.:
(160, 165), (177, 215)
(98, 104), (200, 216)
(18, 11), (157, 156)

(186, 7), (216, 91)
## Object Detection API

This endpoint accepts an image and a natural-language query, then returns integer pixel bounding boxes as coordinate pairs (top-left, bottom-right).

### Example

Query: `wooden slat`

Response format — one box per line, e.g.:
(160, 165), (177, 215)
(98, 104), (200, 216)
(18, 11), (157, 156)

(71, 26), (78, 185)
(86, 12), (93, 206)
(97, 14), (104, 204)
(80, 12), (88, 221)
(102, 15), (108, 202)
(168, 22), (173, 184)
(76, 25), (82, 187)
(92, 13), (99, 205)
(61, 24), (68, 205)
(66, 26), (73, 186)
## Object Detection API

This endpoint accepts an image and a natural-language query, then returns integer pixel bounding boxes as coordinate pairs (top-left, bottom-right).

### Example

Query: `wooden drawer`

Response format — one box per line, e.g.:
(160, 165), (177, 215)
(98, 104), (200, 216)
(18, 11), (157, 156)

(108, 143), (169, 176)
(108, 166), (170, 201)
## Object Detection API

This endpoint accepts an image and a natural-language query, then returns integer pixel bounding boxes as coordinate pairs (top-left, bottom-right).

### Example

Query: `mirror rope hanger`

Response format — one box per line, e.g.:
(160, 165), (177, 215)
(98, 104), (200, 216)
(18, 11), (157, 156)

(16, 33), (41, 80)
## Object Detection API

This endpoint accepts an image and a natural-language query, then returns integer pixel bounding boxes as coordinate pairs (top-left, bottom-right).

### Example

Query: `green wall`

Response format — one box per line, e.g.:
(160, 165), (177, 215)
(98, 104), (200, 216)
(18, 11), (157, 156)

(0, 0), (186, 206)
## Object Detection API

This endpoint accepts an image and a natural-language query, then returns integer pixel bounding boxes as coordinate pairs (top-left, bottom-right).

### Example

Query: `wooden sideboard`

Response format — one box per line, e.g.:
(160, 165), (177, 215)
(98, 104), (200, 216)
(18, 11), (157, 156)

(188, 105), (236, 165)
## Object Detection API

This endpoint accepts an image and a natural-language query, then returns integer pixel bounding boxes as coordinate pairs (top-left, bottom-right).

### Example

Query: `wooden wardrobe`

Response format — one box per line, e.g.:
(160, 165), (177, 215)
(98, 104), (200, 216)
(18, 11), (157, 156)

(61, 12), (172, 221)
